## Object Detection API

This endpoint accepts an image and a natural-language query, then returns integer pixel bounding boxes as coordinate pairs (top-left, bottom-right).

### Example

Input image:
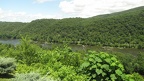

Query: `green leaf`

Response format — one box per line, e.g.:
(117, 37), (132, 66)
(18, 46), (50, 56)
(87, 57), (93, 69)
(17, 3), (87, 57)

(108, 69), (112, 72)
(100, 53), (106, 58)
(89, 58), (95, 62)
(96, 69), (103, 75)
(91, 65), (97, 69)
(92, 74), (96, 78)
(95, 57), (102, 62)
(105, 77), (109, 80)
(89, 54), (95, 58)
(110, 74), (117, 80)
(115, 69), (122, 75)
(111, 63), (116, 66)
(118, 64), (123, 68)
(129, 79), (135, 81)
(101, 64), (109, 70)
(90, 65), (97, 70)
(97, 63), (101, 67)
(111, 57), (117, 61)
(104, 58), (111, 63)
(81, 62), (90, 68)
(105, 53), (109, 57)
(102, 72), (106, 77)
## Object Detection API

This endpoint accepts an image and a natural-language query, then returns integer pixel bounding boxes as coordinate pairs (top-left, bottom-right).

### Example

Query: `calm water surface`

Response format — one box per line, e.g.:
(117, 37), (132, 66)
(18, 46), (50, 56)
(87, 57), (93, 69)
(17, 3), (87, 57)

(0, 39), (20, 46)
(43, 44), (144, 55)
(0, 39), (144, 55)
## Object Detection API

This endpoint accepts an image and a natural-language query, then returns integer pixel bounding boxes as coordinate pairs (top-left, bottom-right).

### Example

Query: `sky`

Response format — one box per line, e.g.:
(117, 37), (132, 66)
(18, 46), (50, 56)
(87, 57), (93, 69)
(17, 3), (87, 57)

(0, 0), (144, 22)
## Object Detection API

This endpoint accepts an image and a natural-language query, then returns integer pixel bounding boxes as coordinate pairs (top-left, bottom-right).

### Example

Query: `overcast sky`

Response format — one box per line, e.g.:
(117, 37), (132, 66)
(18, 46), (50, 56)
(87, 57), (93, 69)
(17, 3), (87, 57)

(0, 0), (144, 22)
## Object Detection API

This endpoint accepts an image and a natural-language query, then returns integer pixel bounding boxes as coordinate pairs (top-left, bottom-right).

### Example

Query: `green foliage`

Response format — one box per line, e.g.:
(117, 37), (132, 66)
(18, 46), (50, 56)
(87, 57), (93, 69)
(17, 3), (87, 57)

(48, 63), (87, 81)
(16, 64), (38, 74)
(135, 52), (144, 74)
(80, 51), (127, 81)
(0, 44), (14, 57)
(124, 73), (144, 81)
(1, 36), (144, 81)
(111, 52), (136, 74)
(7, 37), (87, 81)
(111, 52), (144, 75)
(0, 57), (16, 75)
(52, 45), (83, 67)
(131, 73), (144, 81)
(0, 22), (26, 39)
(11, 72), (56, 81)
(15, 36), (43, 65)
(0, 7), (144, 48)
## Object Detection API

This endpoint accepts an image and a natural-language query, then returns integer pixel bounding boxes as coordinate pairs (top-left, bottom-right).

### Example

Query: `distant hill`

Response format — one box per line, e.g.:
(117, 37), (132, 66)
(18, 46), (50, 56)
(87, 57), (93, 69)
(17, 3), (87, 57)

(0, 6), (144, 48)
(0, 22), (26, 39)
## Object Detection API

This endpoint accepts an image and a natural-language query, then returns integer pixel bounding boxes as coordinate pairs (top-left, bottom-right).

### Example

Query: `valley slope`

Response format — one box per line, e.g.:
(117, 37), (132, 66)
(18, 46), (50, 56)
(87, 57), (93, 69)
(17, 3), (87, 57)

(0, 6), (144, 48)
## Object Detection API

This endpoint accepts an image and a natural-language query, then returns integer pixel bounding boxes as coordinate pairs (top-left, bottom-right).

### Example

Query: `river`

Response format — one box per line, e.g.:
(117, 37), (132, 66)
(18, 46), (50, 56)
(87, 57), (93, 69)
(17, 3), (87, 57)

(0, 39), (20, 46)
(0, 39), (144, 55)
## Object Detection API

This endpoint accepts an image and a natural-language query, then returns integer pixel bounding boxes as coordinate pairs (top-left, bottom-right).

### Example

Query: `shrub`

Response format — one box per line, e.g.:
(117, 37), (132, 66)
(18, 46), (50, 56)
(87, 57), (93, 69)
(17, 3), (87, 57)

(11, 72), (56, 81)
(131, 73), (144, 81)
(50, 64), (88, 81)
(0, 57), (16, 75)
(135, 52), (144, 75)
(52, 45), (83, 67)
(111, 52), (136, 74)
(16, 63), (38, 74)
(79, 51), (127, 81)
(14, 36), (43, 65)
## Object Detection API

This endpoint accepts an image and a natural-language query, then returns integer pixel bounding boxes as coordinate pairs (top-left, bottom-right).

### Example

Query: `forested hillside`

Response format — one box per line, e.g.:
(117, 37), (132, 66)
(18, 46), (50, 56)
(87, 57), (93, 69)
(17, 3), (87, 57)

(0, 22), (26, 39)
(0, 6), (144, 48)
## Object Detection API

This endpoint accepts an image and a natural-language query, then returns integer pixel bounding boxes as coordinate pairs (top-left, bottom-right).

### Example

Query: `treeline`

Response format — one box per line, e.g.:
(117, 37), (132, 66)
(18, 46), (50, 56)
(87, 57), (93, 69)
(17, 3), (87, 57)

(0, 6), (144, 48)
(0, 22), (26, 39)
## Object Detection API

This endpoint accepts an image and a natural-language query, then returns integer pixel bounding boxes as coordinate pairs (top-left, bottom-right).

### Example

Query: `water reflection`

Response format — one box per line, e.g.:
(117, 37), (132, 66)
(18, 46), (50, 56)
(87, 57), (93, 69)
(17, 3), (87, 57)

(0, 39), (20, 46)
(0, 39), (143, 55)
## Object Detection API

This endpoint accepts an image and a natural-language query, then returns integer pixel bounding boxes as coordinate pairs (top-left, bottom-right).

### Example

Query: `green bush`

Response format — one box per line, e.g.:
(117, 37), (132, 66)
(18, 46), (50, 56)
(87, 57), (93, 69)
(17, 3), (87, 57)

(131, 73), (144, 81)
(52, 45), (83, 67)
(15, 36), (43, 65)
(0, 57), (16, 75)
(50, 64), (87, 81)
(111, 52), (136, 74)
(11, 72), (56, 81)
(30, 62), (88, 81)
(80, 51), (127, 81)
(135, 52), (144, 75)
(112, 52), (144, 75)
(16, 63), (38, 74)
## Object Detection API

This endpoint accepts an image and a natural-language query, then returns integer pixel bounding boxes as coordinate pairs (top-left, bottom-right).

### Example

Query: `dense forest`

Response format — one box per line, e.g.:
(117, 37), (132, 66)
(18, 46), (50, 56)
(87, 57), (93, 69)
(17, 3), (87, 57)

(0, 6), (144, 81)
(0, 6), (144, 48)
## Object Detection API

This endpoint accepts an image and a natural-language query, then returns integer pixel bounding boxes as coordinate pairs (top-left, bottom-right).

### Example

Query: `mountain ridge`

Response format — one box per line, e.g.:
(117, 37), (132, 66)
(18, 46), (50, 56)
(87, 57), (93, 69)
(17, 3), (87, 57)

(0, 6), (144, 48)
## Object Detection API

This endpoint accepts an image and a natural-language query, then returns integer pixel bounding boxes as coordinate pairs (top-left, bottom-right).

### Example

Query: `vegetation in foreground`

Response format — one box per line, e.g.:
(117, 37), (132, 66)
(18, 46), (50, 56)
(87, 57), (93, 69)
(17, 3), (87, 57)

(0, 37), (144, 81)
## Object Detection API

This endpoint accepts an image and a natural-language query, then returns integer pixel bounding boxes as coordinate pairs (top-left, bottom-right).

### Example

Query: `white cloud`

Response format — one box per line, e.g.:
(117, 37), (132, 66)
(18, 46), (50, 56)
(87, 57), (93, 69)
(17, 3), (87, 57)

(0, 8), (62, 22)
(1, 0), (144, 22)
(59, 0), (144, 18)
(34, 0), (54, 3)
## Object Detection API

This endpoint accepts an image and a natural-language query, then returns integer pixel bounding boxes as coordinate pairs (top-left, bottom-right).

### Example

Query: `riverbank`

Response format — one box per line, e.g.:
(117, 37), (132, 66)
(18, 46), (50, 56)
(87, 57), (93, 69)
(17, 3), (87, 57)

(0, 39), (144, 55)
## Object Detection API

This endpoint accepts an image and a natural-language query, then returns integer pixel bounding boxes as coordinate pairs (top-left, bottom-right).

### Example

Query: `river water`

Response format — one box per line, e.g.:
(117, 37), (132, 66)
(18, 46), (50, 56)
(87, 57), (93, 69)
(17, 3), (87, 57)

(42, 43), (144, 55)
(0, 39), (144, 55)
(0, 39), (20, 46)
